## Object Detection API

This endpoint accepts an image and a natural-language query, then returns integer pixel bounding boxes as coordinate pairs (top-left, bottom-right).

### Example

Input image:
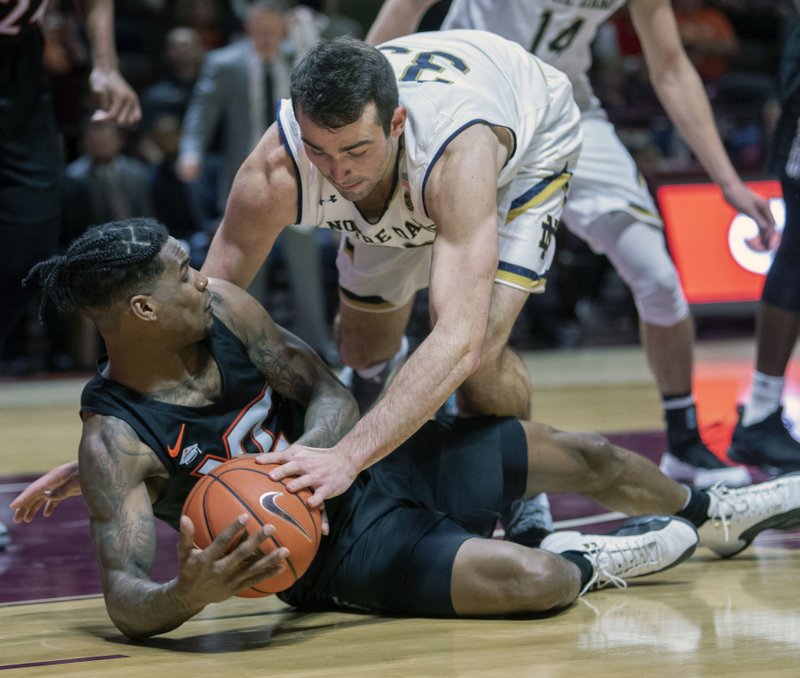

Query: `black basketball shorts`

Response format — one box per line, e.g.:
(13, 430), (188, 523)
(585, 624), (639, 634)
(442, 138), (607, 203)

(279, 416), (528, 616)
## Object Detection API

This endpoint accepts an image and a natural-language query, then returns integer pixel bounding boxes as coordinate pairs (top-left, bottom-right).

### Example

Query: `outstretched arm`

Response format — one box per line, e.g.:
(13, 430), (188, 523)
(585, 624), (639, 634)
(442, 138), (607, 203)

(631, 0), (774, 235)
(365, 0), (441, 45)
(81, 414), (285, 638)
(10, 461), (81, 523)
(268, 124), (502, 505)
(84, 0), (141, 125)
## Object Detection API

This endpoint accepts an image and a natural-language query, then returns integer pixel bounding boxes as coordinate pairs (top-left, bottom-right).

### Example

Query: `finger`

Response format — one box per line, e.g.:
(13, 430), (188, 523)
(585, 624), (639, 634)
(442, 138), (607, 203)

(90, 109), (112, 122)
(103, 96), (125, 125)
(320, 503), (329, 536)
(268, 461), (301, 481)
(237, 547), (289, 587)
(117, 98), (138, 127)
(176, 515), (198, 559)
(307, 486), (328, 509)
(256, 452), (284, 465)
(207, 514), (250, 557)
(10, 475), (56, 508)
(42, 499), (59, 517)
(230, 522), (275, 559)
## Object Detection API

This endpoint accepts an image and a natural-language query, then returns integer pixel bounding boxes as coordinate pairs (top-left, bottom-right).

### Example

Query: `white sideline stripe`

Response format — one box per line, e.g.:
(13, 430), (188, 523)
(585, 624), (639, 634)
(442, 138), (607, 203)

(492, 511), (627, 538)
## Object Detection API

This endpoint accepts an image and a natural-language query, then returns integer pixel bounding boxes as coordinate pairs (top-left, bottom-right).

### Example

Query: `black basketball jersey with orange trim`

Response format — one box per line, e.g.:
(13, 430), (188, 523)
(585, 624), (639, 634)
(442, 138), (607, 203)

(80, 316), (306, 528)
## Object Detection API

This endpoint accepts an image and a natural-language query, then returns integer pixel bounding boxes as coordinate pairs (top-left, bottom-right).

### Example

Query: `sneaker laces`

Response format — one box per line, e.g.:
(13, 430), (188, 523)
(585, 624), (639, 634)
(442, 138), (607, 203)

(582, 535), (663, 595)
(706, 480), (789, 543)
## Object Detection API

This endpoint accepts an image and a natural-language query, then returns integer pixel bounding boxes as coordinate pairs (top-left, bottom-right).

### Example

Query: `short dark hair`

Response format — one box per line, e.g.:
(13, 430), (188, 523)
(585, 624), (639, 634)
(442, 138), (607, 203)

(290, 36), (398, 135)
(24, 218), (169, 318)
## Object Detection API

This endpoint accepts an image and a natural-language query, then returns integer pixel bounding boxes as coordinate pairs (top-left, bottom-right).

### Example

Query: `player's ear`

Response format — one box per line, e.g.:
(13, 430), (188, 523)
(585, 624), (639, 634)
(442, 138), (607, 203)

(130, 294), (158, 321)
(390, 106), (407, 138)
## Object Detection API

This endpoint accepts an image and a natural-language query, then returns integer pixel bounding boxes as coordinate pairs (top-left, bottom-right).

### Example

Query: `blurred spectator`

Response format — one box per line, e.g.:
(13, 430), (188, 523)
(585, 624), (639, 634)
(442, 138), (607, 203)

(177, 0), (293, 215)
(172, 0), (237, 50)
(146, 114), (206, 251)
(177, 0), (340, 364)
(64, 120), (154, 234)
(673, 0), (738, 85)
(1, 0), (140, 376)
(139, 26), (205, 150)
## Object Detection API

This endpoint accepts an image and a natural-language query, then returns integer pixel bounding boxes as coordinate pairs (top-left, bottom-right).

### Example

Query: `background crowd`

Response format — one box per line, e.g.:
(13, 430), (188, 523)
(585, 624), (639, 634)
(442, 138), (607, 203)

(1, 0), (794, 375)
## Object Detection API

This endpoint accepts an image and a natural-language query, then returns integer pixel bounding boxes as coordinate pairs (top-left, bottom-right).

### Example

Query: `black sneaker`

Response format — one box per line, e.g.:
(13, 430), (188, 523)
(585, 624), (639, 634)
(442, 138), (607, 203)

(501, 494), (554, 547)
(343, 341), (409, 414)
(728, 406), (800, 475)
(660, 437), (751, 490)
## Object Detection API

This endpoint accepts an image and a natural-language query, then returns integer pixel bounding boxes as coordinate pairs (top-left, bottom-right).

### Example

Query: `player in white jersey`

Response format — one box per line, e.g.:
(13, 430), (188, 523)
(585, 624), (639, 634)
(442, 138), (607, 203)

(200, 31), (582, 506)
(367, 0), (776, 490)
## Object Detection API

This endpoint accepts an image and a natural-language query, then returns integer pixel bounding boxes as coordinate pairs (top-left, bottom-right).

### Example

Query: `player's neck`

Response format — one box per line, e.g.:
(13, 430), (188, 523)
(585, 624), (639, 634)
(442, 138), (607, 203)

(104, 339), (217, 403)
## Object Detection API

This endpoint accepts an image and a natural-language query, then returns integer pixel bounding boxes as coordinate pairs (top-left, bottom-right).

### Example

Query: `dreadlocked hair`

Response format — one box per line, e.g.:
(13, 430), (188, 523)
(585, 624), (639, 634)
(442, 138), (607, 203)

(23, 218), (170, 320)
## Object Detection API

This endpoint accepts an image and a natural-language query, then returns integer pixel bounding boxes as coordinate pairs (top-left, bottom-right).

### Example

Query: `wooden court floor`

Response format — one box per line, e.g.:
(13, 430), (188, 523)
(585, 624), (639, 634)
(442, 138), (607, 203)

(1, 339), (799, 676)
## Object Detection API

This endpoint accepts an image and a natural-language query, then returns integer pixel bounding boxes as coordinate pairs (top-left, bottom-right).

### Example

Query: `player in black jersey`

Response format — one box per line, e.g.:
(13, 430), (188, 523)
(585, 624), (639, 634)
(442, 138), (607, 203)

(0, 0), (140, 358)
(12, 218), (800, 639)
(0, 0), (140, 549)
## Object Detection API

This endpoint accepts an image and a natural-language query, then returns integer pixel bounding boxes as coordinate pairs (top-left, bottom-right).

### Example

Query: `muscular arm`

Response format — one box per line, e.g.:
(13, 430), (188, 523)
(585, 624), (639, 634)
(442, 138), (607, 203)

(83, 0), (141, 125)
(82, 414), (285, 638)
(365, 0), (441, 45)
(80, 414), (198, 638)
(209, 279), (359, 449)
(333, 125), (501, 469)
(630, 0), (773, 231)
(200, 126), (300, 288)
(268, 125), (502, 503)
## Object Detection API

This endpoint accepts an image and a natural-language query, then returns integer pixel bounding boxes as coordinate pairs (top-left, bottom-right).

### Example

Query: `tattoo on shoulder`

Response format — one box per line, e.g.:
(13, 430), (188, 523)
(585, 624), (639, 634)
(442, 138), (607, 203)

(82, 418), (155, 517)
(252, 333), (311, 404)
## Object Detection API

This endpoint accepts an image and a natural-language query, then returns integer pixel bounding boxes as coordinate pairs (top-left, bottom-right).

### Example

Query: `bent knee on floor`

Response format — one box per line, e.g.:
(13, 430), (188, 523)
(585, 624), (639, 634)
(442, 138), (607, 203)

(509, 550), (579, 611)
(559, 431), (626, 491)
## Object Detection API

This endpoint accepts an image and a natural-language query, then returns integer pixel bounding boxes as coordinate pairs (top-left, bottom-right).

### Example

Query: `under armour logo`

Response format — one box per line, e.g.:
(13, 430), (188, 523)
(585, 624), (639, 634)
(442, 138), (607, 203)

(319, 194), (338, 204)
(259, 491), (312, 541)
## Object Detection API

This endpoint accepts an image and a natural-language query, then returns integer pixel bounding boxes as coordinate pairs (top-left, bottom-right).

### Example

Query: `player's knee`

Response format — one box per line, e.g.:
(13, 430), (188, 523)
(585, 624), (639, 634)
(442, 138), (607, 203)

(630, 267), (689, 327)
(562, 431), (626, 491)
(336, 329), (392, 369)
(508, 550), (579, 611)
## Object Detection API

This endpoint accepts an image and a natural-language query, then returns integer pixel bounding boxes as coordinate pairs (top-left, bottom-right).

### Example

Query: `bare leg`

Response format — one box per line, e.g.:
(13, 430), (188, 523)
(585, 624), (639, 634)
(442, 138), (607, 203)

(450, 537), (580, 615)
(458, 283), (532, 419)
(755, 301), (799, 377)
(641, 315), (695, 396)
(336, 296), (414, 369)
(519, 421), (688, 516)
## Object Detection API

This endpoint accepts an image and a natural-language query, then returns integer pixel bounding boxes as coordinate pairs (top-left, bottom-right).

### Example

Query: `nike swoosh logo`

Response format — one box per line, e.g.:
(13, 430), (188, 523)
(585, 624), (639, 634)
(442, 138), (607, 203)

(259, 491), (312, 541)
(167, 423), (186, 459)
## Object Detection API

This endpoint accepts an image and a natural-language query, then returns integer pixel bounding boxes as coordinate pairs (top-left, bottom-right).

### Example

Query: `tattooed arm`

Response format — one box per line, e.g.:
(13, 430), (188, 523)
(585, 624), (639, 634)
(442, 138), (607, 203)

(80, 413), (286, 638)
(209, 278), (359, 449)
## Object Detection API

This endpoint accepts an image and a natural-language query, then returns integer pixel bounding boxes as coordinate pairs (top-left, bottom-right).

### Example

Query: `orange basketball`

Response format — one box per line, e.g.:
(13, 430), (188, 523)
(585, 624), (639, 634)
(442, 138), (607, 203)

(182, 456), (321, 597)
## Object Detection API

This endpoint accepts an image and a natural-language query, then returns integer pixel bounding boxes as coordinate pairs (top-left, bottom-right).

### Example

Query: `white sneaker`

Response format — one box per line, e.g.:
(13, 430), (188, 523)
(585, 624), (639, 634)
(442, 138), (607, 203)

(660, 451), (752, 490)
(0, 521), (9, 550)
(698, 472), (800, 557)
(540, 516), (698, 595)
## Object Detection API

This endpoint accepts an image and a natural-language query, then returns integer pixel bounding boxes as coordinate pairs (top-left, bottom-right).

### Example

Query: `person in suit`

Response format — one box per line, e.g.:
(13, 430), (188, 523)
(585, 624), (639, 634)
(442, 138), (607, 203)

(178, 0), (340, 365)
(64, 121), (155, 228)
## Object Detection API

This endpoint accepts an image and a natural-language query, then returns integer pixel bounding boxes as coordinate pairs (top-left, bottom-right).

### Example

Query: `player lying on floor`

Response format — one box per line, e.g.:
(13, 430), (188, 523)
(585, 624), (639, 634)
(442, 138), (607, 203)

(12, 218), (800, 639)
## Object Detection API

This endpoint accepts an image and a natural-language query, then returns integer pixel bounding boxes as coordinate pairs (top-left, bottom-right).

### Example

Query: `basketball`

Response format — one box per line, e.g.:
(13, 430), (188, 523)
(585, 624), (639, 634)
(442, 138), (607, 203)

(181, 456), (322, 597)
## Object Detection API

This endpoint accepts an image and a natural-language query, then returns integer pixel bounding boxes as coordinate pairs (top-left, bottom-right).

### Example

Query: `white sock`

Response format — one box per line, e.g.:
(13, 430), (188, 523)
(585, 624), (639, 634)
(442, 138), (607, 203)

(742, 371), (784, 426)
(355, 335), (409, 379)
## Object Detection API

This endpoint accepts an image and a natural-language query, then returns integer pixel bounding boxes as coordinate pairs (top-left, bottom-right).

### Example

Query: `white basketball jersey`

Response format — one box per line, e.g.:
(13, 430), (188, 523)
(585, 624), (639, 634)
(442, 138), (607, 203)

(277, 29), (572, 250)
(442, 0), (628, 112)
